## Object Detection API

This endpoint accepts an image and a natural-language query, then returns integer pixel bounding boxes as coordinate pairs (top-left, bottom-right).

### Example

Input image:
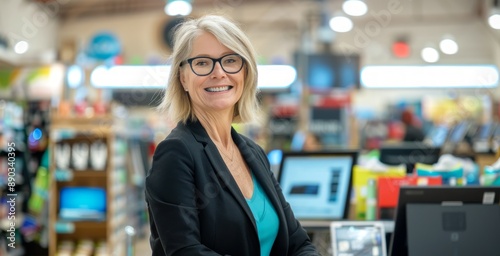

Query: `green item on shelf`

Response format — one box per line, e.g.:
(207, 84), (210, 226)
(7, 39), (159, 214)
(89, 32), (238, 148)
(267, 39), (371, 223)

(28, 166), (49, 214)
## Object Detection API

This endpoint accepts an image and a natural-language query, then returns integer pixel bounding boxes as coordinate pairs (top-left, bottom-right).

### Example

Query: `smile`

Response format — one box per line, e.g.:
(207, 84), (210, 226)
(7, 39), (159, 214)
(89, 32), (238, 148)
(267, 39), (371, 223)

(205, 86), (233, 92)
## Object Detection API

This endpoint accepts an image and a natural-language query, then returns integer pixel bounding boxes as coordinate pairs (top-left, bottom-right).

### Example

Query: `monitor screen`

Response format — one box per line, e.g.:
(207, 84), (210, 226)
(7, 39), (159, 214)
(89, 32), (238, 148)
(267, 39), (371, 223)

(379, 142), (441, 173)
(277, 150), (358, 220)
(388, 186), (500, 256)
(447, 121), (470, 144)
(425, 125), (449, 147)
(475, 122), (496, 140)
(59, 187), (107, 221)
(295, 52), (360, 92)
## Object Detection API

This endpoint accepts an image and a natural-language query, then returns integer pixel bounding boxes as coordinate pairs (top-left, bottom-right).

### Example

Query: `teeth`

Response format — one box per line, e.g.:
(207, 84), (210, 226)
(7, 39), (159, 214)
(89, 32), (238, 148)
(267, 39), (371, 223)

(206, 86), (230, 92)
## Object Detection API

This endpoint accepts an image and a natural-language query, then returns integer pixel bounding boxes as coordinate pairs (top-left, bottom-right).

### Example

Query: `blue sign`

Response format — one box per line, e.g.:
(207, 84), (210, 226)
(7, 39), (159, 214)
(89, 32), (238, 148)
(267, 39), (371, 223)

(86, 32), (121, 60)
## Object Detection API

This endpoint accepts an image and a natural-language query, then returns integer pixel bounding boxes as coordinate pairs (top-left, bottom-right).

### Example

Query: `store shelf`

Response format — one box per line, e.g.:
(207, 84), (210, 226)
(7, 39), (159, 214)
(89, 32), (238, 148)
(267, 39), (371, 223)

(49, 117), (128, 256)
(58, 170), (107, 179)
(56, 221), (108, 240)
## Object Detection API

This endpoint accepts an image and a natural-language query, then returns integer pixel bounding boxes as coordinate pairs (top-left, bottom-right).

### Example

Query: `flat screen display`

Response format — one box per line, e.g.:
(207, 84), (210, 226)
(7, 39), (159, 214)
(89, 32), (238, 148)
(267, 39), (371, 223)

(295, 52), (360, 92)
(277, 151), (357, 220)
(59, 187), (106, 221)
(331, 221), (387, 256)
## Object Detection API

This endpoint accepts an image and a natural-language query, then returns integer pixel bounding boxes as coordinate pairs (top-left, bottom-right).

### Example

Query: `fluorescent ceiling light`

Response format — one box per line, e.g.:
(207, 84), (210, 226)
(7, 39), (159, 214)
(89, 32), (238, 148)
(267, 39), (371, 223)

(165, 0), (192, 16)
(342, 0), (368, 17)
(439, 38), (458, 55)
(329, 16), (353, 33)
(489, 13), (500, 29)
(91, 65), (170, 89)
(257, 65), (297, 90)
(90, 65), (296, 90)
(361, 65), (499, 88)
(421, 47), (439, 63)
(14, 41), (29, 54)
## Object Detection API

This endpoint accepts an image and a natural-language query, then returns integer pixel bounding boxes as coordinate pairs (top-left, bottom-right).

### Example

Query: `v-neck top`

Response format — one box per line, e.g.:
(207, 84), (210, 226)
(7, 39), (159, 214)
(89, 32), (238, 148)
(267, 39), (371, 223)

(246, 174), (279, 256)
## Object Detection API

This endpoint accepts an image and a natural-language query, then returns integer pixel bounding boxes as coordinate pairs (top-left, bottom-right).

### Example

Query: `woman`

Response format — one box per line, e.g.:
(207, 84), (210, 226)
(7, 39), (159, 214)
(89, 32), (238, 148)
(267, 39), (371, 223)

(145, 15), (319, 256)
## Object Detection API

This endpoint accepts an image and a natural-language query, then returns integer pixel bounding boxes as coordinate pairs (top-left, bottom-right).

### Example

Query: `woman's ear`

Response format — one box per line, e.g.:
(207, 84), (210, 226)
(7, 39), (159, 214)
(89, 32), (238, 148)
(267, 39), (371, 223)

(179, 70), (188, 91)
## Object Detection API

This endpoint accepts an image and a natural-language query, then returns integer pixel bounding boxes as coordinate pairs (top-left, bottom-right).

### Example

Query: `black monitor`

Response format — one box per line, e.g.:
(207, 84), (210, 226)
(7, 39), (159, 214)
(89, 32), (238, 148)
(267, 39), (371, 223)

(388, 186), (500, 256)
(474, 122), (496, 140)
(294, 52), (360, 93)
(379, 142), (441, 173)
(277, 150), (358, 222)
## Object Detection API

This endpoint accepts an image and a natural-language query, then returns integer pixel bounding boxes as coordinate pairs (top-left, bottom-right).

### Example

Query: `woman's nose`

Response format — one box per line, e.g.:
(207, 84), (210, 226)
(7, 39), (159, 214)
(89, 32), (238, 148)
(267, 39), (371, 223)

(210, 61), (226, 78)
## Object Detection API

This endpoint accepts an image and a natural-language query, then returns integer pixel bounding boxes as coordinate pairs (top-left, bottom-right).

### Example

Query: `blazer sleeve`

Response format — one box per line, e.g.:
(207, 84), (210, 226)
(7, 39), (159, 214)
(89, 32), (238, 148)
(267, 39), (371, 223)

(145, 138), (222, 256)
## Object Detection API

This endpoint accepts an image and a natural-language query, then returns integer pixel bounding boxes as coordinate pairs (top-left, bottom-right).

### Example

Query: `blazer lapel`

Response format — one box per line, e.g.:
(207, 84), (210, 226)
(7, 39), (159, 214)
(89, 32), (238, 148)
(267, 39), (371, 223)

(233, 130), (289, 251)
(232, 129), (285, 225)
(187, 121), (257, 230)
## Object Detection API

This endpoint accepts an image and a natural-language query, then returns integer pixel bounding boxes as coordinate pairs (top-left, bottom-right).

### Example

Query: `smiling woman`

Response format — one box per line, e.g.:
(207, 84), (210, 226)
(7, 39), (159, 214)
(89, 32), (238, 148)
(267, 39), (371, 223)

(145, 14), (320, 256)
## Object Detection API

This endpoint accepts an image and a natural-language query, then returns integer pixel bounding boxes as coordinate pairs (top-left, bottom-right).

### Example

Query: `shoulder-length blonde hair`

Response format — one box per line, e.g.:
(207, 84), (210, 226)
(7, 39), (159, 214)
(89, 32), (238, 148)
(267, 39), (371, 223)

(157, 15), (261, 124)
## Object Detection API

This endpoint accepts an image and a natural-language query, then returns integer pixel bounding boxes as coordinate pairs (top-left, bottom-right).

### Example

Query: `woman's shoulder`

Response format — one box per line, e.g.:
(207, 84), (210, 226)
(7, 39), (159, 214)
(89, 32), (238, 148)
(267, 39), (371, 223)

(155, 124), (194, 150)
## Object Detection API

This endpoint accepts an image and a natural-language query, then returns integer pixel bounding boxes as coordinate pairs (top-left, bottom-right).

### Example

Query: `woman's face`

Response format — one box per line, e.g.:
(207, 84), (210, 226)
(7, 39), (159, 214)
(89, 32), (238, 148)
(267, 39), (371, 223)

(180, 31), (245, 116)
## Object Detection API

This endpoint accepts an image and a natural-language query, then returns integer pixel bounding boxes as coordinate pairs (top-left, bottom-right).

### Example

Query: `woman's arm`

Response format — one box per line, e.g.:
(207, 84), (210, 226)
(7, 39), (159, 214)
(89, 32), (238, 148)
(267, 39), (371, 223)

(145, 138), (222, 256)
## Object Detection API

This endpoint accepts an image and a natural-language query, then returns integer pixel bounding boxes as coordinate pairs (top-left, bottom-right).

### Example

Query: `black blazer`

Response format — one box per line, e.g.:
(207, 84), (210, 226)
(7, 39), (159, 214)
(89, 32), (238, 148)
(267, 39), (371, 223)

(145, 120), (319, 256)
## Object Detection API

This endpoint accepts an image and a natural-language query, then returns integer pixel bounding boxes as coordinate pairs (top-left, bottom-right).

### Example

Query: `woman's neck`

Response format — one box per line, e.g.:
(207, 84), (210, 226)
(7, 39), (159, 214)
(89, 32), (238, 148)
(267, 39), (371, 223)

(195, 108), (234, 147)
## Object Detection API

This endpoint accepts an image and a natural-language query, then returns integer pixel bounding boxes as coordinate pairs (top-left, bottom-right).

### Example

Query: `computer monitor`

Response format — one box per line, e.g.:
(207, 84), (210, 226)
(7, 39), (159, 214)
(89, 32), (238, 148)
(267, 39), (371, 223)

(59, 187), (107, 221)
(388, 186), (500, 256)
(277, 150), (358, 222)
(379, 142), (441, 173)
(424, 124), (449, 147)
(406, 204), (500, 256)
(474, 122), (496, 140)
(447, 121), (471, 144)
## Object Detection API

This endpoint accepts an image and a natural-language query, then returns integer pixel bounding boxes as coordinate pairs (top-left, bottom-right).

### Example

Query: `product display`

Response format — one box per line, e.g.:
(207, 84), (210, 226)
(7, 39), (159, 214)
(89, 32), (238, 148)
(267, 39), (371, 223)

(54, 143), (71, 170)
(48, 116), (129, 256)
(89, 141), (108, 171)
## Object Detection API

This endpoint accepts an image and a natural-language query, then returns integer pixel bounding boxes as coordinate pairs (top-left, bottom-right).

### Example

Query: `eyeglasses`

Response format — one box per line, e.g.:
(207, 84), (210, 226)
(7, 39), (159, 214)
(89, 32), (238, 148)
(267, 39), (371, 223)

(183, 54), (244, 76)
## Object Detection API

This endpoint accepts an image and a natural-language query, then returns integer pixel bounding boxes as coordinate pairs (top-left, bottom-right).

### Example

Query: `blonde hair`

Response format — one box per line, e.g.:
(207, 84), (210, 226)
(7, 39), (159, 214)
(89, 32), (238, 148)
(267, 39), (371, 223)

(157, 15), (261, 124)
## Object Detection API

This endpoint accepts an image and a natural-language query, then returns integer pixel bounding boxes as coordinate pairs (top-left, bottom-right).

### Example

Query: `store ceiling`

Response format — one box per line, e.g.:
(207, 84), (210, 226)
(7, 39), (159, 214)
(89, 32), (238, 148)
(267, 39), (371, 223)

(31, 0), (485, 22)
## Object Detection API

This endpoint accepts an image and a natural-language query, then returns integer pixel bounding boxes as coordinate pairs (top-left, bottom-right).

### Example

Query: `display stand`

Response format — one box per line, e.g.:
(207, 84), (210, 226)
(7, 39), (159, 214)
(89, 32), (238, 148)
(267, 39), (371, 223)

(48, 115), (128, 256)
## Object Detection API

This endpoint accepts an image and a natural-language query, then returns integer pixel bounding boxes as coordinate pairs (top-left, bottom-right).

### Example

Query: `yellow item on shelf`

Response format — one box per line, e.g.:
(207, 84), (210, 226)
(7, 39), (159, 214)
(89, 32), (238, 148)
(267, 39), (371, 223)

(353, 164), (406, 220)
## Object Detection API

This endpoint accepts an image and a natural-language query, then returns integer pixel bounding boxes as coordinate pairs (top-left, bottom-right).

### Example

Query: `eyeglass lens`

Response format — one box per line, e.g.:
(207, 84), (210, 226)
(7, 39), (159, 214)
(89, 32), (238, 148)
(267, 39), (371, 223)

(190, 55), (243, 76)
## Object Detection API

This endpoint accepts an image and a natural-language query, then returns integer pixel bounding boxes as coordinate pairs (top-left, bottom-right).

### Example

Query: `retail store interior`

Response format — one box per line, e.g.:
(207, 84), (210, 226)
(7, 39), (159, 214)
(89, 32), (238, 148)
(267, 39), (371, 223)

(2, 0), (500, 255)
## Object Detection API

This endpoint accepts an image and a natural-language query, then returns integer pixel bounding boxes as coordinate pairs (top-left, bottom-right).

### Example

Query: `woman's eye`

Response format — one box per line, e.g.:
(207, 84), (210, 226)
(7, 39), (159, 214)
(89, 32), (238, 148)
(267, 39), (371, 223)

(195, 60), (209, 66)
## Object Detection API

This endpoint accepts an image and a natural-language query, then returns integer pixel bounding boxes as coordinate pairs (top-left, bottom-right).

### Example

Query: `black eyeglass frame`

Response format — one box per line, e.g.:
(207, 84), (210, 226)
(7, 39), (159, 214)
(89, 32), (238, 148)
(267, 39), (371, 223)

(183, 53), (245, 76)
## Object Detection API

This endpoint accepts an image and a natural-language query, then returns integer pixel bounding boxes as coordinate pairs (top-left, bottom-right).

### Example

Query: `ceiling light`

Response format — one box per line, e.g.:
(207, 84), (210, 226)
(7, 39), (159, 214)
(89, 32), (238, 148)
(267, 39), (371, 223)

(90, 65), (296, 91)
(342, 0), (368, 17)
(489, 13), (500, 29)
(361, 65), (499, 88)
(329, 15), (353, 33)
(165, 0), (192, 16)
(421, 47), (439, 63)
(489, 0), (500, 29)
(439, 38), (458, 55)
(14, 41), (29, 54)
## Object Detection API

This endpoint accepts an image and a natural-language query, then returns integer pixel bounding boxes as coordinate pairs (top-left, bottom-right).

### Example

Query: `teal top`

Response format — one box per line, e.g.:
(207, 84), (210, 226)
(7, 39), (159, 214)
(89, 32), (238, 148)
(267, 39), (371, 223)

(246, 174), (279, 256)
